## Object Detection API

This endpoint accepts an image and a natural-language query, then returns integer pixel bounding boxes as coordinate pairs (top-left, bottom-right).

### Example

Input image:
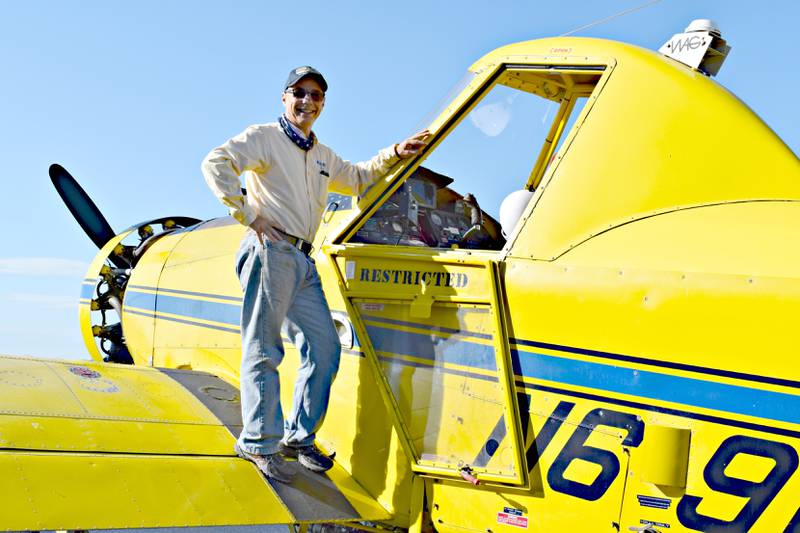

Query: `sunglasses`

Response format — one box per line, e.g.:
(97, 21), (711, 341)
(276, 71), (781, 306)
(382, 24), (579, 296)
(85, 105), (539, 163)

(285, 88), (325, 102)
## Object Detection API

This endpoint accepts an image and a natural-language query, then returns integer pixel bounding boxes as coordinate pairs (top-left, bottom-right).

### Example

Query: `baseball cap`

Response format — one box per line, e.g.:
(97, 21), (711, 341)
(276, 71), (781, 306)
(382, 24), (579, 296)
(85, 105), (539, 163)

(284, 66), (328, 92)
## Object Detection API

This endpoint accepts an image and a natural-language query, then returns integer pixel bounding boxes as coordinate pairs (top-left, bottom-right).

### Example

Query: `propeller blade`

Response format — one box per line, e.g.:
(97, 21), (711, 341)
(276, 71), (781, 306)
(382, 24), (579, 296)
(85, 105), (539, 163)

(49, 164), (116, 250)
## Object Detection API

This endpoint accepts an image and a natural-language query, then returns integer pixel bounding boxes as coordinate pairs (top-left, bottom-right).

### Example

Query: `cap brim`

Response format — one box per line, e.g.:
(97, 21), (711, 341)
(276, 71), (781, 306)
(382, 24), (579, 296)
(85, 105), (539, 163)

(294, 73), (327, 92)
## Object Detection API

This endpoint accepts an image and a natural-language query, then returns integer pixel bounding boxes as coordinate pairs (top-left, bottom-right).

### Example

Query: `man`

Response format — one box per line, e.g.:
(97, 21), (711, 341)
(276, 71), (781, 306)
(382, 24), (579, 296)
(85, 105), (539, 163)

(201, 66), (428, 482)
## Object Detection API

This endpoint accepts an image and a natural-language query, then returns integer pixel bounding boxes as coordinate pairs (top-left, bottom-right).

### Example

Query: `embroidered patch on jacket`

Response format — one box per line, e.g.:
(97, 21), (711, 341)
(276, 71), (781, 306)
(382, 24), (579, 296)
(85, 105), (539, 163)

(316, 159), (329, 177)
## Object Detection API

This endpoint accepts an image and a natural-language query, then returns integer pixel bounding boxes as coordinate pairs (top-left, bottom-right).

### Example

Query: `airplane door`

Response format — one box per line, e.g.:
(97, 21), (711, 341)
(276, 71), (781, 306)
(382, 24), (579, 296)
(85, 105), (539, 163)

(326, 248), (526, 485)
(318, 59), (608, 492)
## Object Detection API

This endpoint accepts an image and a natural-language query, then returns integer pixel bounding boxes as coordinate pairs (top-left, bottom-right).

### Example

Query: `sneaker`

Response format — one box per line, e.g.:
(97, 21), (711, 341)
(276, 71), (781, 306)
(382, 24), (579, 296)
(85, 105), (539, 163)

(234, 442), (294, 483)
(279, 442), (334, 473)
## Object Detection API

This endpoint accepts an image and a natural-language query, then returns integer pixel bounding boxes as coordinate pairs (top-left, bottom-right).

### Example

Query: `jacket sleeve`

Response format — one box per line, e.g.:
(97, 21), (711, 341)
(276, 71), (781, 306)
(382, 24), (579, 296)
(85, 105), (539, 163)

(200, 125), (270, 226)
(327, 145), (400, 196)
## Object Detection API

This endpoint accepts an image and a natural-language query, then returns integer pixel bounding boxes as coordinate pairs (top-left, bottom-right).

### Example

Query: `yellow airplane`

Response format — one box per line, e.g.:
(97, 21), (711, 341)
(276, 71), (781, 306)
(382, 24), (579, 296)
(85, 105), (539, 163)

(3, 19), (800, 533)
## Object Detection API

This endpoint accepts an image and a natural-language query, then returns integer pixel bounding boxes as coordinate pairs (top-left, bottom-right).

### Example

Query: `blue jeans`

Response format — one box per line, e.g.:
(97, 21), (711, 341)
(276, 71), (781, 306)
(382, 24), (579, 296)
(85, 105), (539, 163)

(235, 231), (341, 455)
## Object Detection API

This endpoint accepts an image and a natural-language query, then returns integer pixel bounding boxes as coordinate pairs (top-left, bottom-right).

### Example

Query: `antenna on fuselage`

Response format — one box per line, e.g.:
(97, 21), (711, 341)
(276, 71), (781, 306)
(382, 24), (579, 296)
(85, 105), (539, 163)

(560, 0), (662, 37)
(659, 19), (731, 76)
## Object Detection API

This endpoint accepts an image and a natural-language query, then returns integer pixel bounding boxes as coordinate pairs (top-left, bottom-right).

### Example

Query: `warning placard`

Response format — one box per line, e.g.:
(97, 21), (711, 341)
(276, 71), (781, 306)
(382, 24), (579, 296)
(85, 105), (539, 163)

(497, 510), (528, 529)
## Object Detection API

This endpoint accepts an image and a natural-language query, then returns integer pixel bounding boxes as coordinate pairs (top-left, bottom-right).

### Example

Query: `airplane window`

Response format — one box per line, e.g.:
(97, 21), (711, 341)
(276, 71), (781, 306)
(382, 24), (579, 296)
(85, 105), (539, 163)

(410, 70), (479, 134)
(351, 68), (600, 250)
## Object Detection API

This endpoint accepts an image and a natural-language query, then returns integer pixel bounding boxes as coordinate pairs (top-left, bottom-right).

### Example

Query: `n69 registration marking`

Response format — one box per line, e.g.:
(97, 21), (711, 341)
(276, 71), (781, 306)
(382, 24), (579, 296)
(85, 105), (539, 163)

(512, 400), (800, 530)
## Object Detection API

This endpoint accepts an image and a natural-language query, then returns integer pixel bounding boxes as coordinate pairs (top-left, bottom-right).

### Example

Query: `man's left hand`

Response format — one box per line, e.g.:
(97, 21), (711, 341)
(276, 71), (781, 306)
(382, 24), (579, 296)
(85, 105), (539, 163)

(395, 130), (431, 159)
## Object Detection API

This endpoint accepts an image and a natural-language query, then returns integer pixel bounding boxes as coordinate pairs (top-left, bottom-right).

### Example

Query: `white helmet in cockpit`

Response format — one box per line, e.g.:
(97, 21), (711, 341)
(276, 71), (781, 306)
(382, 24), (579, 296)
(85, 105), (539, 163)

(499, 189), (534, 238)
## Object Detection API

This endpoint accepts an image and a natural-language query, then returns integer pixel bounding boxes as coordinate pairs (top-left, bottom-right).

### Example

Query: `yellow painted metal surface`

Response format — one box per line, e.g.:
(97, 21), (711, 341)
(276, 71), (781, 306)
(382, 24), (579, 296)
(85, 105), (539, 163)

(324, 461), (395, 523)
(0, 355), (232, 455)
(335, 248), (496, 302)
(516, 245), (791, 497)
(559, 201), (800, 277)
(319, 336), (415, 525)
(124, 221), (243, 377)
(0, 355), (393, 530)
(492, 249), (800, 531)
(502, 258), (800, 395)
(428, 392), (633, 532)
(618, 417), (800, 532)
(638, 425), (691, 487)
(0, 451), (293, 531)
(122, 228), (190, 366)
(328, 247), (526, 486)
(491, 40), (800, 262)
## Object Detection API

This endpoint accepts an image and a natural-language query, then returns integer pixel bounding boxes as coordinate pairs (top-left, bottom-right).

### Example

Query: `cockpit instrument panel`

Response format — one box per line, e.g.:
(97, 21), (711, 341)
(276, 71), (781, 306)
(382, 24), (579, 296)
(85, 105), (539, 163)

(352, 167), (505, 250)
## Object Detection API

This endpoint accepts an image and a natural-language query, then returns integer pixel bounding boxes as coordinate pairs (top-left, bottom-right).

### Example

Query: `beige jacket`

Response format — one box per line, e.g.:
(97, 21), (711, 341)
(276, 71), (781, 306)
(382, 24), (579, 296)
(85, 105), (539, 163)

(201, 122), (399, 242)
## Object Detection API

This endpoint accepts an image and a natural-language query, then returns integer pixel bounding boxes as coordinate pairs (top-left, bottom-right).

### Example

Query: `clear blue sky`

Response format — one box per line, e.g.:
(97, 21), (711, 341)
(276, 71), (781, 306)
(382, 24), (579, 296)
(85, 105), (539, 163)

(0, 0), (796, 360)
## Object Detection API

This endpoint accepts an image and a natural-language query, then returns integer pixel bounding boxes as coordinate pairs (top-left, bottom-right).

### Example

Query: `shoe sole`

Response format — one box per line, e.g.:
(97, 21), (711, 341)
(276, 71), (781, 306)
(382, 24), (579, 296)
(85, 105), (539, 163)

(234, 443), (294, 483)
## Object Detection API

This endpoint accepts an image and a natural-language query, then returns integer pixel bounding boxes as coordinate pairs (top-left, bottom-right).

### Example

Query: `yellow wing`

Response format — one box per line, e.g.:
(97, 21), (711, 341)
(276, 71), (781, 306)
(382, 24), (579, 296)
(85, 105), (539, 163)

(0, 355), (390, 531)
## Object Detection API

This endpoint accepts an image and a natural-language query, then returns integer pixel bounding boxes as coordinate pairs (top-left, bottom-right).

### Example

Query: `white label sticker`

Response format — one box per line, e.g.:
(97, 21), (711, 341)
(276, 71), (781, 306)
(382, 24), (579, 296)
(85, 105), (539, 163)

(497, 509), (528, 529)
(345, 261), (355, 280)
(497, 513), (528, 529)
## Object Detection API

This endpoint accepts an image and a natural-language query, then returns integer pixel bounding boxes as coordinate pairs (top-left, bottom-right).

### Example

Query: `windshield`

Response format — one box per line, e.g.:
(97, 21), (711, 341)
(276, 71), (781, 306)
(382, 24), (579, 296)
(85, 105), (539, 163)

(350, 66), (601, 251)
(411, 70), (479, 134)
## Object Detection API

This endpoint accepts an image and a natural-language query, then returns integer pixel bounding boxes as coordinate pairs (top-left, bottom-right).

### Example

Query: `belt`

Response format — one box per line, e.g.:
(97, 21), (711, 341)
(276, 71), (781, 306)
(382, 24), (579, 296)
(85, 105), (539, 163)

(276, 229), (313, 256)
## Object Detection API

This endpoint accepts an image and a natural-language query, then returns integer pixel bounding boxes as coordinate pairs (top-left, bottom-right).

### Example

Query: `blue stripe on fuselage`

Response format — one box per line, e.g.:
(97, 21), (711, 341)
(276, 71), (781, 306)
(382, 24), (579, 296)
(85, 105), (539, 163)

(126, 308), (240, 334)
(365, 323), (496, 371)
(128, 284), (243, 303)
(513, 348), (800, 426)
(155, 293), (240, 326)
(125, 288), (239, 326)
(120, 288), (800, 426)
(125, 289), (157, 314)
(361, 313), (492, 340)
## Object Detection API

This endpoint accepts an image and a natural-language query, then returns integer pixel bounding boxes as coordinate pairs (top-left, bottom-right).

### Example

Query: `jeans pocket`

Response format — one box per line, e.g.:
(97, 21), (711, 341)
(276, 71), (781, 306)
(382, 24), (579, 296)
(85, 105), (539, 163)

(235, 242), (255, 279)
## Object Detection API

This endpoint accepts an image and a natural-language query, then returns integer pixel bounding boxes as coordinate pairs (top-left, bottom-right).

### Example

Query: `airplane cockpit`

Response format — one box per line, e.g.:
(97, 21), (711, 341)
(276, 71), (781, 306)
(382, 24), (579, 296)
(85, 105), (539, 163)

(351, 166), (505, 250)
(341, 64), (604, 253)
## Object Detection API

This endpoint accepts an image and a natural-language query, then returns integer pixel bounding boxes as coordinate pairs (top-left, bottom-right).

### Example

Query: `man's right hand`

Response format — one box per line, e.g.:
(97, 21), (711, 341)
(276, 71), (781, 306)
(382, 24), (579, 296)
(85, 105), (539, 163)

(249, 214), (282, 246)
